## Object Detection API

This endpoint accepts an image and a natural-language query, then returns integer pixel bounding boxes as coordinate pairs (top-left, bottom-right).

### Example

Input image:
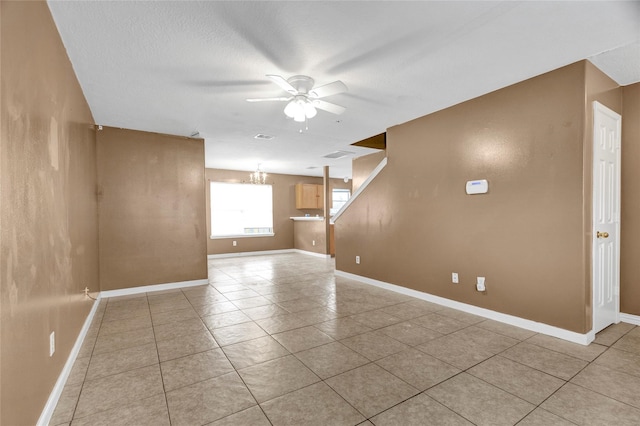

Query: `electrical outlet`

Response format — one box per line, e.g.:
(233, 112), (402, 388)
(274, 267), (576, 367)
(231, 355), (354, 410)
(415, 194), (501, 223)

(232, 240), (237, 247)
(476, 276), (486, 292)
(49, 331), (55, 357)
(452, 272), (459, 283)
(355, 255), (360, 264)
(84, 286), (90, 297)
(312, 240), (316, 246)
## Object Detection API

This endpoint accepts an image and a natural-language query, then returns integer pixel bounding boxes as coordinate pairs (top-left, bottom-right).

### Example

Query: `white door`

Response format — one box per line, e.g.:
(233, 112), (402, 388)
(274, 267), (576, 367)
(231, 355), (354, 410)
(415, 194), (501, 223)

(592, 101), (621, 334)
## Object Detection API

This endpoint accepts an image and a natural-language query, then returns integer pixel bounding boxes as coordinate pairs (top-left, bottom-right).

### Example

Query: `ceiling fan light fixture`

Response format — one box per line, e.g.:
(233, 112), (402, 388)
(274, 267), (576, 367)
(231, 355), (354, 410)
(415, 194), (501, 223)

(284, 99), (300, 118)
(303, 102), (317, 119)
(285, 96), (317, 122)
(252, 75), (347, 127)
(293, 112), (306, 123)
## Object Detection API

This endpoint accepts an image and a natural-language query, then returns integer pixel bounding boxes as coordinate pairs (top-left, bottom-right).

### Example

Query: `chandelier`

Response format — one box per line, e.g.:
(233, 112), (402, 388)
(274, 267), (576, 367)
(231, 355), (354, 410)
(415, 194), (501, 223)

(250, 164), (267, 184)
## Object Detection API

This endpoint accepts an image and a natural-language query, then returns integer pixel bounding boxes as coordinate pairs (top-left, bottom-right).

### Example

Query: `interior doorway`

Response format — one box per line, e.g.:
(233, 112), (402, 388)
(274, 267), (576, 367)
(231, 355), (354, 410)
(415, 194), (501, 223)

(592, 101), (622, 334)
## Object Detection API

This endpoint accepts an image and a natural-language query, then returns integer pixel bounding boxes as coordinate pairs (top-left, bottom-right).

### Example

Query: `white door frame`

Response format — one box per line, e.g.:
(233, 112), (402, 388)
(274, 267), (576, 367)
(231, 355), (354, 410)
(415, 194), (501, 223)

(591, 101), (622, 335)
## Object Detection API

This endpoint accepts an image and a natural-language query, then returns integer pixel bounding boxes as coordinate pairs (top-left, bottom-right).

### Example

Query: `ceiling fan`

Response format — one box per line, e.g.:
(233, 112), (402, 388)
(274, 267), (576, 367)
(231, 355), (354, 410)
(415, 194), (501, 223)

(246, 75), (347, 122)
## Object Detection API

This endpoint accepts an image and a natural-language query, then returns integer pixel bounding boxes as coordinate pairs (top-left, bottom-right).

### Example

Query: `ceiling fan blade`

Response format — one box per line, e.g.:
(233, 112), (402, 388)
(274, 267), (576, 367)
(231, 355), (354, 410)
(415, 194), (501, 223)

(246, 97), (292, 102)
(266, 75), (298, 95)
(312, 99), (346, 115)
(309, 80), (348, 98)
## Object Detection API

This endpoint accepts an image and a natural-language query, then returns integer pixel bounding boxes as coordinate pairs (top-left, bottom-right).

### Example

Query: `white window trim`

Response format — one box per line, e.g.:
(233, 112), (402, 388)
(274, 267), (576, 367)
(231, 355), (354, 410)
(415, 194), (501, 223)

(210, 233), (275, 240)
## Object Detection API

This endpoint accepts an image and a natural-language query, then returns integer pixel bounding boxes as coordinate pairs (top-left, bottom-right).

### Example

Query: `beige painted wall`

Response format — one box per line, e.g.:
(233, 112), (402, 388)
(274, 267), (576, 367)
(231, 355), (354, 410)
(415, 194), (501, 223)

(0, 2), (99, 424)
(293, 221), (327, 254)
(206, 169), (349, 255)
(336, 61), (624, 334)
(352, 150), (386, 193)
(206, 169), (322, 255)
(330, 177), (353, 192)
(2, 9), (635, 422)
(294, 177), (349, 255)
(97, 127), (207, 290)
(621, 83), (640, 315)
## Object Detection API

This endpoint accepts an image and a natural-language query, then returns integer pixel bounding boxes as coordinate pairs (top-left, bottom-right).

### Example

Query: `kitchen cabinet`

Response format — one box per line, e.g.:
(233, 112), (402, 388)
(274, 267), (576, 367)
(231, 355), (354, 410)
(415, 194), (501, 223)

(295, 183), (324, 209)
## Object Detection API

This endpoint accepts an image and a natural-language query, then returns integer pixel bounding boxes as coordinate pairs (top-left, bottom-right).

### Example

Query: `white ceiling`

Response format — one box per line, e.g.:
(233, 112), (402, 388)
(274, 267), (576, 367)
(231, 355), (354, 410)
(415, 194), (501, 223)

(47, 1), (640, 179)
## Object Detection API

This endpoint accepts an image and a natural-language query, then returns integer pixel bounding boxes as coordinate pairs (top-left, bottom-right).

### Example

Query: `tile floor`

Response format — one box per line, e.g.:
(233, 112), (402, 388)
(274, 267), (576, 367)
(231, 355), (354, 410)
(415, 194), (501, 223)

(50, 253), (640, 425)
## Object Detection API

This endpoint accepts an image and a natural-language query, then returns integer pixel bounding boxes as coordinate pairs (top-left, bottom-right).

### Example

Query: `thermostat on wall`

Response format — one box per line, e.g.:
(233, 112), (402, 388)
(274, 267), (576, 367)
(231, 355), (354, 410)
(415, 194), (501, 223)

(466, 179), (488, 195)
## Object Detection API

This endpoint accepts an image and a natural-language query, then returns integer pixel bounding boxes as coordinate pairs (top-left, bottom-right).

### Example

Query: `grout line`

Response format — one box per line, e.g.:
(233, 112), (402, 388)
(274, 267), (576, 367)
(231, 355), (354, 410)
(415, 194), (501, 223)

(67, 300), (108, 422)
(145, 294), (175, 426)
(69, 296), (158, 423)
(57, 254), (639, 425)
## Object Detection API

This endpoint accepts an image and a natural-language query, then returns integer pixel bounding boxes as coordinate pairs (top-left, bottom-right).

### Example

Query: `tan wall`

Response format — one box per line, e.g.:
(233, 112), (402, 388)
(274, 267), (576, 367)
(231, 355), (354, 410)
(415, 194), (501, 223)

(206, 169), (323, 255)
(336, 61), (620, 334)
(206, 170), (349, 255)
(97, 127), (207, 290)
(294, 176), (349, 255)
(293, 221), (327, 254)
(352, 150), (386, 193)
(621, 83), (640, 315)
(0, 2), (99, 425)
(329, 177), (353, 193)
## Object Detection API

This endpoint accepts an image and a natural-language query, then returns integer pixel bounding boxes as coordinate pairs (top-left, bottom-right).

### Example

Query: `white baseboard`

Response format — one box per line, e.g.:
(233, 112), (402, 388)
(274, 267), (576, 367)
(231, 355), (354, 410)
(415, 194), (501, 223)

(37, 297), (102, 426)
(620, 312), (640, 326)
(39, 277), (210, 423)
(207, 249), (331, 260)
(294, 249), (332, 259)
(208, 249), (295, 259)
(335, 270), (594, 346)
(100, 278), (209, 298)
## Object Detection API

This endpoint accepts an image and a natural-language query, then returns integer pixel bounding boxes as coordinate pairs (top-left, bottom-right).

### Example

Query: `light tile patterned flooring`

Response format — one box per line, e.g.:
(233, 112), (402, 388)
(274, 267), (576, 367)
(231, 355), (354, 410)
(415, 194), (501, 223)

(50, 253), (640, 425)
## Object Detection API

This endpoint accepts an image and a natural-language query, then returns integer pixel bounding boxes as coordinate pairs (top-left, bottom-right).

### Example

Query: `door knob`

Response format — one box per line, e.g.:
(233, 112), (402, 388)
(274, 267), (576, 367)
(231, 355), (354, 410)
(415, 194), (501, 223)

(597, 231), (609, 239)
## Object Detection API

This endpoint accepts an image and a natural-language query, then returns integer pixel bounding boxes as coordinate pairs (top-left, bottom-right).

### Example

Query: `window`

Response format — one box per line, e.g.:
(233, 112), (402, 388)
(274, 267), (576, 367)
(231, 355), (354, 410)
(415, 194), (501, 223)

(210, 182), (274, 238)
(330, 188), (351, 216)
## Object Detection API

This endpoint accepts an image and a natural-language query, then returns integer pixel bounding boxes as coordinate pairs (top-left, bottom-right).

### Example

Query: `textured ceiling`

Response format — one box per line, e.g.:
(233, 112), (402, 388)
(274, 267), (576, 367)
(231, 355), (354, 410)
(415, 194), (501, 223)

(47, 1), (640, 178)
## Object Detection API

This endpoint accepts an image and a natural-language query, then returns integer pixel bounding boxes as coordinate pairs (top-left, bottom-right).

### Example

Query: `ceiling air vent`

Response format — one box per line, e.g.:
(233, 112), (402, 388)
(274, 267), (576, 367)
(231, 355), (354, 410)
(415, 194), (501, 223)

(254, 134), (275, 140)
(323, 150), (355, 159)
